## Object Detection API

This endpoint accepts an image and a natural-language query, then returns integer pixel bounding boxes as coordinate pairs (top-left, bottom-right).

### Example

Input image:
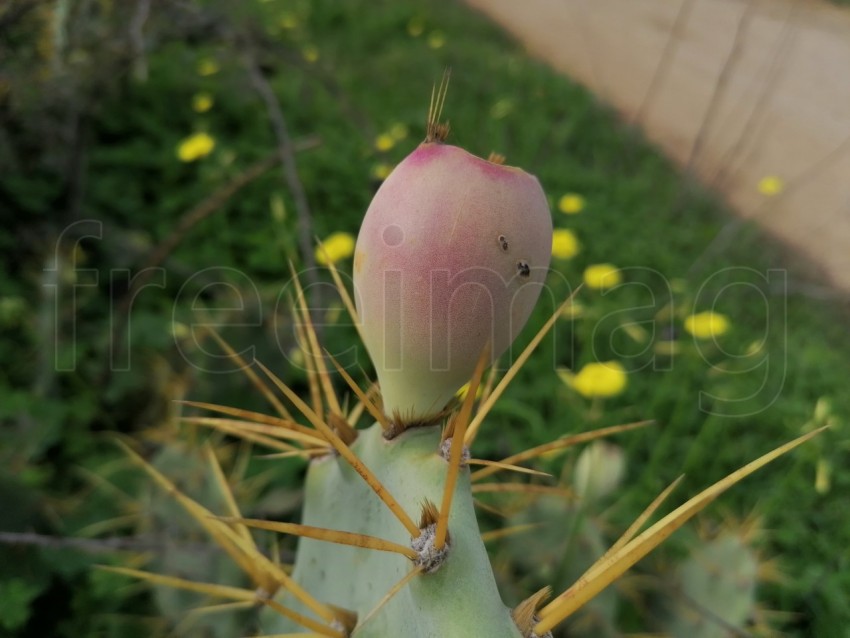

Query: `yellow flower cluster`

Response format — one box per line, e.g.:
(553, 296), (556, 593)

(375, 134), (395, 152)
(757, 175), (784, 196)
(558, 193), (585, 214)
(583, 263), (621, 290)
(315, 232), (355, 265)
(374, 123), (409, 153)
(561, 361), (627, 399)
(176, 132), (216, 162)
(550, 192), (585, 260)
(551, 228), (580, 260)
(684, 311), (730, 339)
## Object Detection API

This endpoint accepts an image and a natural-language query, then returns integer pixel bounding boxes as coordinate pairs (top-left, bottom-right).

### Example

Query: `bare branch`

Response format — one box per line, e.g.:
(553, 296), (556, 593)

(129, 0), (152, 81)
(0, 530), (295, 561)
(244, 52), (321, 301)
(0, 531), (210, 555)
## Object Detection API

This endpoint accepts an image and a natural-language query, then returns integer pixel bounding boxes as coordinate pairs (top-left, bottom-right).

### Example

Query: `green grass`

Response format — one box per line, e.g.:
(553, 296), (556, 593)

(2, 0), (849, 635)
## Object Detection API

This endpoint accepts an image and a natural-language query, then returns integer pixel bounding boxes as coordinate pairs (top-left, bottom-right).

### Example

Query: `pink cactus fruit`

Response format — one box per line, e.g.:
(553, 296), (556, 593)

(353, 142), (553, 425)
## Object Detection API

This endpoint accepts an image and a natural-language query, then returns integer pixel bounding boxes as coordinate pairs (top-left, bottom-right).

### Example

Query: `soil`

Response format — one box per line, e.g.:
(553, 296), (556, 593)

(464, 0), (850, 294)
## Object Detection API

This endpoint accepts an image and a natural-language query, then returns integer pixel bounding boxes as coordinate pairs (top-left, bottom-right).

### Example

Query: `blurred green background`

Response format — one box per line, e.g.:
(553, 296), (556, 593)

(1, 0), (848, 636)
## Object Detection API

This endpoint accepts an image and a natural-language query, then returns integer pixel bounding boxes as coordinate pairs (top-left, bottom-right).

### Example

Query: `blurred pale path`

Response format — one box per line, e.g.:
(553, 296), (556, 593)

(465, 0), (850, 293)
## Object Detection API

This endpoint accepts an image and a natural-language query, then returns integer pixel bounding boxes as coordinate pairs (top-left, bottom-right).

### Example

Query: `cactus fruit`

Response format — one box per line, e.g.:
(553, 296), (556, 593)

(108, 83), (823, 638)
(353, 85), (552, 427)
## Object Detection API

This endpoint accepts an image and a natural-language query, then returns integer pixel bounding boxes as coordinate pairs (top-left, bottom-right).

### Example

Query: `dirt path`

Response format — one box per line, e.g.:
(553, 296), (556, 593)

(464, 0), (850, 293)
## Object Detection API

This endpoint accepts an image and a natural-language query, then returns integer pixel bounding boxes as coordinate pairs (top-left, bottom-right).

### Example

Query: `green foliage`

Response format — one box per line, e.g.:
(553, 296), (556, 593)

(0, 579), (44, 632)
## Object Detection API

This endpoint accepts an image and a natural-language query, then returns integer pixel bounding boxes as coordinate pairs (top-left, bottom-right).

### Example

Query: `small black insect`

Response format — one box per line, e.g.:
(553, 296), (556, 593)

(497, 234), (509, 252)
(516, 260), (530, 277)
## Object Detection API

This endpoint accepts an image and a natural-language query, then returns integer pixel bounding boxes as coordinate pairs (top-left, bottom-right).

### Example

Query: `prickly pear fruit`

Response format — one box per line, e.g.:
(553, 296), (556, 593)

(354, 142), (552, 425)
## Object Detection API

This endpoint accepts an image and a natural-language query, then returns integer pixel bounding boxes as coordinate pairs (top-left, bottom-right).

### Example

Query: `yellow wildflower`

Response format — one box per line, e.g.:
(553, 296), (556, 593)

(192, 92), (214, 113)
(551, 228), (580, 260)
(315, 232), (355, 265)
(684, 311), (730, 340)
(583, 263), (622, 290)
(561, 361), (627, 399)
(375, 133), (395, 152)
(757, 175), (784, 196)
(176, 132), (216, 162)
(427, 31), (446, 49)
(197, 58), (219, 76)
(558, 193), (585, 214)
(302, 45), (319, 63)
(371, 163), (394, 181)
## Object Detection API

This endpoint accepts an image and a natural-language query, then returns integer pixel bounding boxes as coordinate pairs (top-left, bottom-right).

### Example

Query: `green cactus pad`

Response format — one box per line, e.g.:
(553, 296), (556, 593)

(263, 423), (523, 637)
(662, 532), (760, 637)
